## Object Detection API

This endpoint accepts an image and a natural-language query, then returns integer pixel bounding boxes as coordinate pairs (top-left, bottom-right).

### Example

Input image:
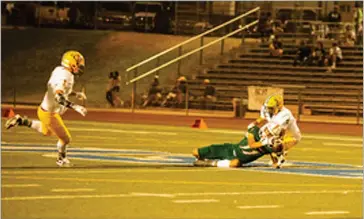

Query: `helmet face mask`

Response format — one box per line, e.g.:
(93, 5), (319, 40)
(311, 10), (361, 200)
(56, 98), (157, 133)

(265, 94), (283, 116)
(61, 51), (85, 76)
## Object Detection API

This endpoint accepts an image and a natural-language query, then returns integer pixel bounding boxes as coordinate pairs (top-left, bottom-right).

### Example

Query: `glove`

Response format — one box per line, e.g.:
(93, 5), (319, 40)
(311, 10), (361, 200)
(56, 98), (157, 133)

(72, 104), (87, 116)
(76, 92), (87, 101)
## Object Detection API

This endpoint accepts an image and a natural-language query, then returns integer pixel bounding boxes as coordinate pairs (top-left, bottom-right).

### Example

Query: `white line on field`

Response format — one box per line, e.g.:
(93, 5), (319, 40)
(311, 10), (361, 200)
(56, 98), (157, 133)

(172, 199), (219, 203)
(2, 194), (130, 201)
(201, 130), (362, 142)
(51, 188), (95, 192)
(322, 142), (362, 148)
(2, 168), (224, 175)
(303, 135), (362, 142)
(130, 193), (175, 198)
(2, 190), (360, 201)
(76, 136), (119, 140)
(1, 184), (40, 188)
(237, 205), (282, 209)
(69, 128), (177, 136)
(175, 190), (362, 196)
(305, 211), (349, 215)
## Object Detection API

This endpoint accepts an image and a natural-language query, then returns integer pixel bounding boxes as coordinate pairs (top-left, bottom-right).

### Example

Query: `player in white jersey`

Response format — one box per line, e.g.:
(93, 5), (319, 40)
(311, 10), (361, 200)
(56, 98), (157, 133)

(5, 50), (88, 167)
(248, 94), (302, 168)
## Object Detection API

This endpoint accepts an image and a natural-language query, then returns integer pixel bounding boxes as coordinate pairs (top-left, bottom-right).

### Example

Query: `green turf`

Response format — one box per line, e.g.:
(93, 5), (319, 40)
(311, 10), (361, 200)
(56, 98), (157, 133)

(1, 119), (363, 219)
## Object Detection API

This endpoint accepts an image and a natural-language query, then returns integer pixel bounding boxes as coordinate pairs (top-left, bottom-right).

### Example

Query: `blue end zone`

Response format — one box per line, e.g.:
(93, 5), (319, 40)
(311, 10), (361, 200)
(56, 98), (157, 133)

(2, 143), (362, 179)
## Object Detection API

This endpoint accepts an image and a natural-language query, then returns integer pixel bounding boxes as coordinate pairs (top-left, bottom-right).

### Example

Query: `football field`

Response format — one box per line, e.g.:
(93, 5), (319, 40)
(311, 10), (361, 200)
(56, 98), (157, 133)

(1, 119), (362, 219)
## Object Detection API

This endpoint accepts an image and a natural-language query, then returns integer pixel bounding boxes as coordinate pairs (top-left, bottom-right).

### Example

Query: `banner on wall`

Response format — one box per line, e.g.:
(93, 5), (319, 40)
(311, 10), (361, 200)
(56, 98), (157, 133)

(247, 86), (284, 110)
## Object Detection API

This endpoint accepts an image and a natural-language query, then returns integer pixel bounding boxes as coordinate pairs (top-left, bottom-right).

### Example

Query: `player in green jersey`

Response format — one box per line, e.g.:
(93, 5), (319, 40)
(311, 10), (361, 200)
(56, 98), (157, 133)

(192, 121), (284, 168)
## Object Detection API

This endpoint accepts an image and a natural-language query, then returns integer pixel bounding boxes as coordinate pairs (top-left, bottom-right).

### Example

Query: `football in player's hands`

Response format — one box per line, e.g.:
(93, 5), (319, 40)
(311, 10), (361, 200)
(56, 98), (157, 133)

(73, 104), (87, 116)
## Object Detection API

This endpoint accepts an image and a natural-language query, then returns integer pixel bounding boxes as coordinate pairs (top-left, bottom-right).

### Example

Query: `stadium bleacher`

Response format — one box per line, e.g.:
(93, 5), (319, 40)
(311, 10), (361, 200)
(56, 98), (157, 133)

(188, 35), (363, 116)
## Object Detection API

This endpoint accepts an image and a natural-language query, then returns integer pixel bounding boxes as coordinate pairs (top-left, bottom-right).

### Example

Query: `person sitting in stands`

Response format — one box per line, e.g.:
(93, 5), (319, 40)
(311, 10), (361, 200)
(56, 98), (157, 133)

(293, 40), (311, 66)
(199, 79), (217, 110)
(342, 24), (356, 47)
(326, 42), (343, 71)
(142, 75), (162, 107)
(310, 41), (327, 67)
(269, 35), (283, 57)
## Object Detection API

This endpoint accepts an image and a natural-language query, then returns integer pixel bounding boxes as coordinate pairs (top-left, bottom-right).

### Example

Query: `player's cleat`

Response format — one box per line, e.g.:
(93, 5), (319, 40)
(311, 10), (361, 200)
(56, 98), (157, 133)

(56, 157), (72, 167)
(269, 151), (287, 169)
(193, 159), (215, 167)
(5, 114), (24, 130)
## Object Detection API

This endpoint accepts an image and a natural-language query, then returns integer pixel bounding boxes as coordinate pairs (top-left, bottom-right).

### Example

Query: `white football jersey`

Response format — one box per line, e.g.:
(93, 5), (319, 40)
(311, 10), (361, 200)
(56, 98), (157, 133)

(260, 106), (302, 141)
(40, 66), (74, 114)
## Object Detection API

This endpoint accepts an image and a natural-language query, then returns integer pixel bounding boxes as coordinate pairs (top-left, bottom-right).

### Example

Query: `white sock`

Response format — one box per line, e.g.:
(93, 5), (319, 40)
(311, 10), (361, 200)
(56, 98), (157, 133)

(216, 160), (231, 168)
(30, 120), (43, 133)
(57, 140), (66, 154)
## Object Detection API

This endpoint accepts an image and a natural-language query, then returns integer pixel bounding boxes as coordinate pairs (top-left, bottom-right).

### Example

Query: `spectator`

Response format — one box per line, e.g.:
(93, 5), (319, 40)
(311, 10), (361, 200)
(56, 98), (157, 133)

(353, 2), (363, 45)
(342, 24), (356, 47)
(327, 42), (343, 70)
(269, 35), (283, 57)
(254, 12), (273, 43)
(293, 40), (311, 66)
(199, 79), (216, 110)
(310, 41), (327, 66)
(106, 71), (122, 107)
(142, 75), (162, 107)
(327, 5), (341, 40)
(161, 76), (188, 107)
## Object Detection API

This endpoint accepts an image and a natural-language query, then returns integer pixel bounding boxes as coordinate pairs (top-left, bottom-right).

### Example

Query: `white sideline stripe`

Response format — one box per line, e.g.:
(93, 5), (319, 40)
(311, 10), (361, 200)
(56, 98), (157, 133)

(302, 135), (362, 142)
(2, 168), (225, 175)
(77, 136), (119, 140)
(69, 128), (177, 136)
(51, 188), (95, 192)
(130, 193), (175, 198)
(2, 184), (40, 188)
(305, 211), (349, 215)
(2, 194), (129, 201)
(175, 190), (362, 196)
(237, 205), (281, 209)
(2, 190), (360, 201)
(172, 199), (219, 203)
(322, 142), (362, 148)
(202, 130), (362, 142)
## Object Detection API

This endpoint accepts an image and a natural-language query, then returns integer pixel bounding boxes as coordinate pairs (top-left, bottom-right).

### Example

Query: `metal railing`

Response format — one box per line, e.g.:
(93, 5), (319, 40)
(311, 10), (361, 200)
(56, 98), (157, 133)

(125, 7), (260, 111)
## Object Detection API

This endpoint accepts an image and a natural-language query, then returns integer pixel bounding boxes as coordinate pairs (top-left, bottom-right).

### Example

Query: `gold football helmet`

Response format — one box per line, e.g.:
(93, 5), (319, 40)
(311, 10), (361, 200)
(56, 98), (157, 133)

(264, 94), (284, 116)
(61, 50), (85, 76)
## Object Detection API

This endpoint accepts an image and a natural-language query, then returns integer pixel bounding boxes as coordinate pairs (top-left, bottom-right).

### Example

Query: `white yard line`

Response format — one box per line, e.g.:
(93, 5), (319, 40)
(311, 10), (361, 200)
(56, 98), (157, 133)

(322, 142), (362, 148)
(172, 199), (219, 203)
(201, 130), (362, 142)
(2, 175), (362, 187)
(76, 136), (119, 140)
(1, 184), (40, 188)
(51, 188), (95, 192)
(130, 193), (175, 198)
(305, 211), (349, 215)
(2, 168), (223, 175)
(2, 194), (129, 201)
(175, 190), (362, 196)
(237, 205), (282, 209)
(3, 190), (361, 201)
(69, 128), (177, 136)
